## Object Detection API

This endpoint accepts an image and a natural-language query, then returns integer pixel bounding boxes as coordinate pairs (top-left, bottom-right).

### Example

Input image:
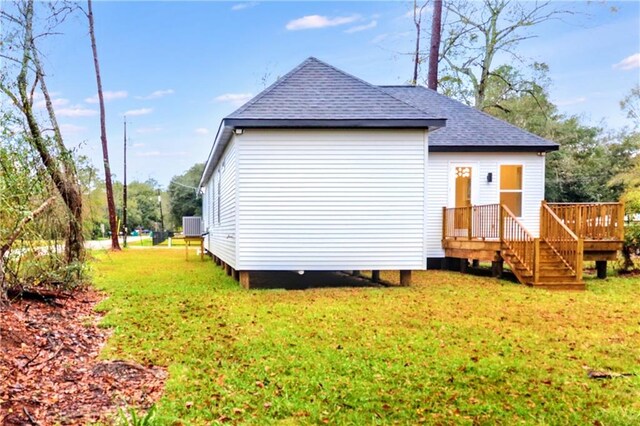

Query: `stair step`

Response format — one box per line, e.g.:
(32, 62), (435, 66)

(533, 282), (586, 290)
(537, 275), (578, 283)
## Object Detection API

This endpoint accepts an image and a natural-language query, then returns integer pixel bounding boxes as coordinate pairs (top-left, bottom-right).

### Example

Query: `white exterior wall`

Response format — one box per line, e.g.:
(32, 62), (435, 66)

(203, 138), (237, 268)
(426, 152), (546, 258)
(236, 129), (428, 271)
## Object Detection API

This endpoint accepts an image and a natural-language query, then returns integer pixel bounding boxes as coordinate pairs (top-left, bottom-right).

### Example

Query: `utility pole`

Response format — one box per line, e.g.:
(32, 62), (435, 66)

(123, 116), (128, 248)
(158, 189), (165, 232)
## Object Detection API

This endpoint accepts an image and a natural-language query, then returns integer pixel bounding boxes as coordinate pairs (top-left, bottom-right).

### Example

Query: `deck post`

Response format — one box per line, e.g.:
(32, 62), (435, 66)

(225, 263), (232, 276)
(239, 271), (250, 289)
(596, 260), (607, 279)
(232, 268), (239, 281)
(371, 270), (380, 283)
(399, 270), (412, 286)
(351, 270), (361, 277)
(498, 206), (504, 243)
(576, 206), (583, 239)
(577, 238), (584, 282)
(442, 206), (447, 241)
(459, 259), (467, 274)
(467, 206), (473, 240)
(618, 200), (626, 240)
(491, 258), (503, 278)
(533, 238), (540, 285)
(472, 259), (479, 268)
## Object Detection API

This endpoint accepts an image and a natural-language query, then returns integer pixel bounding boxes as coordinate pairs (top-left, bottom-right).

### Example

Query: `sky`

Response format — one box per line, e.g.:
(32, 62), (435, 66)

(4, 0), (640, 187)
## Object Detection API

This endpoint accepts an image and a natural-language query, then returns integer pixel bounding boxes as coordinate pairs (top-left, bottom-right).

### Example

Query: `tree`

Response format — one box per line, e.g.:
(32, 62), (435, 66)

(620, 84), (640, 128)
(86, 0), (120, 250)
(411, 1), (430, 85)
(438, 0), (572, 110)
(427, 0), (443, 90)
(0, 0), (85, 267)
(168, 163), (204, 227)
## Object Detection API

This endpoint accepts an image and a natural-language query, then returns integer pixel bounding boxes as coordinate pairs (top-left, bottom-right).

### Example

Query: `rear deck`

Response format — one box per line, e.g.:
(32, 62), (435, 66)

(442, 202), (625, 289)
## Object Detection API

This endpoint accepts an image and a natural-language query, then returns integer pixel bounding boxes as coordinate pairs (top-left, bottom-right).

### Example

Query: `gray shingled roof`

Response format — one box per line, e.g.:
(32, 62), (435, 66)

(228, 57), (443, 121)
(200, 57), (557, 187)
(380, 85), (558, 151)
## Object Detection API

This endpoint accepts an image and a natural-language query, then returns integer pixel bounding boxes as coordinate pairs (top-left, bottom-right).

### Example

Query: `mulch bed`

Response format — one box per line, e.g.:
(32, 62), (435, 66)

(0, 289), (166, 425)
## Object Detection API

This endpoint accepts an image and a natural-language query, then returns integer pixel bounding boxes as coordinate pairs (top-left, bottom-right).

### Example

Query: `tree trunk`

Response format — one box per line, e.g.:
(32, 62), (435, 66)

(411, 0), (421, 85)
(87, 0), (121, 251)
(16, 0), (85, 266)
(427, 0), (442, 90)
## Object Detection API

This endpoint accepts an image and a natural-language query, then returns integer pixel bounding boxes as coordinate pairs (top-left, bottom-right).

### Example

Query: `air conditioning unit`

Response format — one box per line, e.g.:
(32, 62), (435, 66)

(182, 216), (203, 237)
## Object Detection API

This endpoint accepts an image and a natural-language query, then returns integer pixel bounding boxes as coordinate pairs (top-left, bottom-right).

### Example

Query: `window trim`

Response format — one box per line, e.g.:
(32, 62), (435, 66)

(498, 163), (524, 218)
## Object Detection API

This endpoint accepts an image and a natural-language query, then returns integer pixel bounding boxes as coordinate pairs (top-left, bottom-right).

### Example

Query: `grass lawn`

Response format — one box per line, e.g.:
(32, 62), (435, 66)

(92, 250), (640, 425)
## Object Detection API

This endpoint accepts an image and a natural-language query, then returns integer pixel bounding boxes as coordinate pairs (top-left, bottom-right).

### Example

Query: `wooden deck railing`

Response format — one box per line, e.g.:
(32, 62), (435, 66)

(546, 202), (624, 241)
(540, 203), (583, 282)
(500, 205), (537, 281)
(442, 204), (500, 240)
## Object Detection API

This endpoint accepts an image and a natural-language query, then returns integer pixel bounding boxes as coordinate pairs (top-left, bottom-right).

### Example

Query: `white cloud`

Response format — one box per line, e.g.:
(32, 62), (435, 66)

(56, 107), (98, 117)
(85, 90), (128, 104)
(231, 2), (258, 11)
(135, 89), (175, 100)
(345, 20), (377, 34)
(136, 150), (188, 158)
(132, 143), (146, 148)
(136, 126), (163, 134)
(35, 97), (69, 109)
(613, 53), (640, 71)
(371, 33), (389, 44)
(555, 96), (588, 107)
(59, 123), (86, 134)
(404, 5), (433, 19)
(214, 92), (253, 106)
(194, 128), (210, 135)
(124, 108), (153, 116)
(286, 15), (360, 31)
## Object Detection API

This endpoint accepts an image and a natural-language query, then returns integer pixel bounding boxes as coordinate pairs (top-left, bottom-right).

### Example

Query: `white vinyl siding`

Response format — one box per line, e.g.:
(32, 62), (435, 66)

(203, 138), (237, 267)
(426, 152), (546, 258)
(236, 129), (427, 271)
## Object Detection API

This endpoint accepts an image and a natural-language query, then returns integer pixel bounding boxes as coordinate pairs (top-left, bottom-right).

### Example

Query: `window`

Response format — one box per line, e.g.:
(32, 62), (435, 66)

(217, 171), (221, 224)
(500, 165), (523, 216)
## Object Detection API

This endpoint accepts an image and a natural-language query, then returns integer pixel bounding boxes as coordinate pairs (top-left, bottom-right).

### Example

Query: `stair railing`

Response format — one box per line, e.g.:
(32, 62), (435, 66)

(540, 202), (583, 282)
(500, 205), (538, 282)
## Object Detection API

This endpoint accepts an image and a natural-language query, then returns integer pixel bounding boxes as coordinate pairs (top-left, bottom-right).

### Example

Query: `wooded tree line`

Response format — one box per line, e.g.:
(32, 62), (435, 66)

(411, 0), (639, 207)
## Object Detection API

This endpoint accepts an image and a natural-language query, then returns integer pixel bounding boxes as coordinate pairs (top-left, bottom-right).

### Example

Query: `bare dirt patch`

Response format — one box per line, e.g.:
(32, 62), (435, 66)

(0, 289), (166, 425)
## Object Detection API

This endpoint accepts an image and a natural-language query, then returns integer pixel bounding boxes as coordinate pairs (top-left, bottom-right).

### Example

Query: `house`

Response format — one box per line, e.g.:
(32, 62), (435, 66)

(199, 57), (623, 289)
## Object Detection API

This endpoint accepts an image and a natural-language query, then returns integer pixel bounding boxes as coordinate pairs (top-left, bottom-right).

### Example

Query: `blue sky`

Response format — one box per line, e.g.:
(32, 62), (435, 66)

(22, 1), (640, 187)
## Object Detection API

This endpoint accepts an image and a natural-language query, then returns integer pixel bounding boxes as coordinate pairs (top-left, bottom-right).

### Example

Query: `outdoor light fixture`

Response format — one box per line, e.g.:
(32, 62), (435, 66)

(234, 128), (244, 135)
(487, 172), (493, 183)
(537, 151), (545, 157)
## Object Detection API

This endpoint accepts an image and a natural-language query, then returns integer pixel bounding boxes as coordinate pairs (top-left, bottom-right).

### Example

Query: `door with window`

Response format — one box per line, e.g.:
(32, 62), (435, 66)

(449, 164), (477, 235)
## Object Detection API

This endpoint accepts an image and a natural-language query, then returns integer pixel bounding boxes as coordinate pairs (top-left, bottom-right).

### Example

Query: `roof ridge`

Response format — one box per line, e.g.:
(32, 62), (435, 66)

(410, 85), (554, 145)
(308, 57), (435, 118)
(228, 57), (317, 117)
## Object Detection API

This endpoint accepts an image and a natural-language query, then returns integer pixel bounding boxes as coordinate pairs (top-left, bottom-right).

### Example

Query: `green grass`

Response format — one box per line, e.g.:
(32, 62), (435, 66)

(92, 250), (640, 425)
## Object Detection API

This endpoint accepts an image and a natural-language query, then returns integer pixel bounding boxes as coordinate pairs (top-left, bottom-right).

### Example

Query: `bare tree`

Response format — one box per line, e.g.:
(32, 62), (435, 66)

(85, 0), (120, 250)
(411, 1), (430, 85)
(0, 0), (86, 266)
(427, 0), (443, 90)
(439, 0), (572, 110)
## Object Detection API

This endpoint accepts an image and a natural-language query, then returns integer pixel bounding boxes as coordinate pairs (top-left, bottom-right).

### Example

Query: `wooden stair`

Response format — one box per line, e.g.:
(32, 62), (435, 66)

(502, 240), (585, 290)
